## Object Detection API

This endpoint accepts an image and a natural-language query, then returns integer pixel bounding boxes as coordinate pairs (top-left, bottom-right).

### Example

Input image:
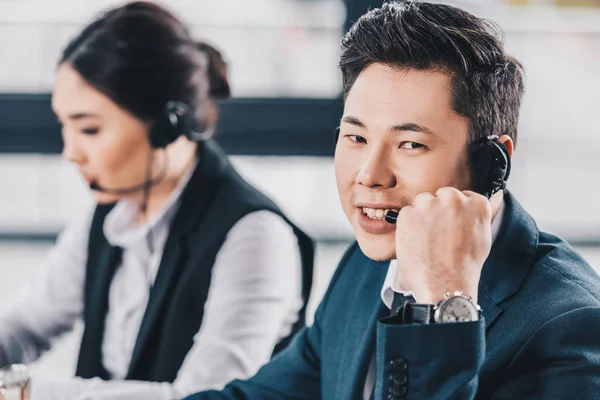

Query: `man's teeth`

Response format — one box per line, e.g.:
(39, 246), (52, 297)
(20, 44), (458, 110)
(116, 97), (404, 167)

(362, 207), (399, 220)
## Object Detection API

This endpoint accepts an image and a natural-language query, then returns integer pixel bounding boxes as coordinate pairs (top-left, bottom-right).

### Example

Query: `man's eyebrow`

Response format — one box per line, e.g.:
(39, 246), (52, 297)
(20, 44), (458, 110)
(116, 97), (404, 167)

(341, 117), (436, 136)
(390, 123), (435, 135)
(341, 116), (366, 128)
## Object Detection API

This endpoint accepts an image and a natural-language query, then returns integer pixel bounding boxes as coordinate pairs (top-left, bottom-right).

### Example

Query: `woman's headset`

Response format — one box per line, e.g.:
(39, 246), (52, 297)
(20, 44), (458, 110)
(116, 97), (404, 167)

(148, 101), (213, 148)
(333, 127), (511, 199)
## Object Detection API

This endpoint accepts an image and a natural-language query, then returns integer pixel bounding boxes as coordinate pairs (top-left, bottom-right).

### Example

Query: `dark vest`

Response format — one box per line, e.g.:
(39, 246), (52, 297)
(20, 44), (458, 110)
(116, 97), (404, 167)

(75, 140), (314, 382)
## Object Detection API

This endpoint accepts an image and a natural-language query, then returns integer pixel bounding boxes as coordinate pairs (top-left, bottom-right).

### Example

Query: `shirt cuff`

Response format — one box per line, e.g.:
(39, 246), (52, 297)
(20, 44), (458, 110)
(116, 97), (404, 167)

(390, 285), (415, 299)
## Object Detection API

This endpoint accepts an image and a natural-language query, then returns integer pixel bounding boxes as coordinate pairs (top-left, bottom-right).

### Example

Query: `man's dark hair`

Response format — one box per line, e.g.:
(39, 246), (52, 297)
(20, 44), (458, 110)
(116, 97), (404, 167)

(339, 0), (525, 148)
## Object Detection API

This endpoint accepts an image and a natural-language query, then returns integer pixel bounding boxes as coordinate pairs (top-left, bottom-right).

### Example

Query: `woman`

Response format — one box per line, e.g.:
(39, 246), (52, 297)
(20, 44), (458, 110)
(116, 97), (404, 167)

(0, 2), (313, 399)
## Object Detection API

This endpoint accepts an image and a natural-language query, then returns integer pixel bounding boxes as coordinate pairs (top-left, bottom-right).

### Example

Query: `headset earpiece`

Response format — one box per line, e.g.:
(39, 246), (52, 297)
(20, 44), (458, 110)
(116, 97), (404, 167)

(472, 135), (511, 199)
(489, 139), (511, 182)
(148, 101), (194, 149)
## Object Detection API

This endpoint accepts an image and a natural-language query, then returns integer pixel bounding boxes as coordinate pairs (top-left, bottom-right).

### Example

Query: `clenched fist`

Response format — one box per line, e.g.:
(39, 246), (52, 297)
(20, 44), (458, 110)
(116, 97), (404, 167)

(393, 187), (493, 304)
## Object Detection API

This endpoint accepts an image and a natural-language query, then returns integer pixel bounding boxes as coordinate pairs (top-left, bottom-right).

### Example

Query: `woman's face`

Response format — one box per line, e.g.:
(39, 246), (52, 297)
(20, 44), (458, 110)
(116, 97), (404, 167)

(52, 62), (155, 204)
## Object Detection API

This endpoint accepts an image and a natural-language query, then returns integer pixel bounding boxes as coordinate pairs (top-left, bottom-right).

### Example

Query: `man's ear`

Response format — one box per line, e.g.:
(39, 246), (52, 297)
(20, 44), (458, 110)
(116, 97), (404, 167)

(497, 134), (514, 158)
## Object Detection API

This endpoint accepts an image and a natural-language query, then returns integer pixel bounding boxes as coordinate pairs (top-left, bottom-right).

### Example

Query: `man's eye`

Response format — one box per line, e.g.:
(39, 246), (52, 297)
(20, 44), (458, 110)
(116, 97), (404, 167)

(400, 141), (425, 150)
(347, 135), (367, 144)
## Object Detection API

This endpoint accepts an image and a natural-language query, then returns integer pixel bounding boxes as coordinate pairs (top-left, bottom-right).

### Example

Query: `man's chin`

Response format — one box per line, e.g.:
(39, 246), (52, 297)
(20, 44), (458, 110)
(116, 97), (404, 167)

(355, 238), (395, 262)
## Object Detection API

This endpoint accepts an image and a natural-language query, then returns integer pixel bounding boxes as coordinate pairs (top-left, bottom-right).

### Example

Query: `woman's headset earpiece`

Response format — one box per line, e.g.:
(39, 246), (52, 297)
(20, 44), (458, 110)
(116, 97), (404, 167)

(149, 101), (212, 149)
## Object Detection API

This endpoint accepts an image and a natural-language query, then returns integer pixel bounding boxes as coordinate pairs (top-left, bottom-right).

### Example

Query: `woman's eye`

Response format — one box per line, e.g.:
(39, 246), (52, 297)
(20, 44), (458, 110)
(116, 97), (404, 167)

(81, 127), (99, 135)
(400, 141), (425, 150)
(347, 135), (367, 144)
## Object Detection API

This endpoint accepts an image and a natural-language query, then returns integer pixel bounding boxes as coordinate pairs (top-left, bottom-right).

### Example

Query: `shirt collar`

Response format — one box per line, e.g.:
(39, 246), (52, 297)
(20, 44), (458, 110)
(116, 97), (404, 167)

(381, 198), (506, 308)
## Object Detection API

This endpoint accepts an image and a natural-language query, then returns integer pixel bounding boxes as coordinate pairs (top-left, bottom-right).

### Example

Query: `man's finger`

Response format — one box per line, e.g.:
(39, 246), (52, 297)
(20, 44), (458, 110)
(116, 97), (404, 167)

(461, 190), (485, 199)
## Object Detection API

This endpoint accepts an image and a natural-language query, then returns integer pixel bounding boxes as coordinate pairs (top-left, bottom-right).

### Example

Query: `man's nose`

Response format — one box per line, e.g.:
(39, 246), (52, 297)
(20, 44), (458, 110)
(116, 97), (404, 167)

(356, 149), (396, 188)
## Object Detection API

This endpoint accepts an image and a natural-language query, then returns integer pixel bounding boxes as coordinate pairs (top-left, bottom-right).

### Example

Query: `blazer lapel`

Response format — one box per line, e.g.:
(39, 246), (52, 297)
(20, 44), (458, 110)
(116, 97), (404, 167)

(336, 256), (389, 400)
(478, 288), (504, 332)
(127, 140), (229, 376)
(478, 191), (539, 331)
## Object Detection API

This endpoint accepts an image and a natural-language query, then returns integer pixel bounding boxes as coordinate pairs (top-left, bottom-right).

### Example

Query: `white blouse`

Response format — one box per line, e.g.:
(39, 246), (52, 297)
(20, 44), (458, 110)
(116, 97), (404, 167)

(0, 163), (303, 400)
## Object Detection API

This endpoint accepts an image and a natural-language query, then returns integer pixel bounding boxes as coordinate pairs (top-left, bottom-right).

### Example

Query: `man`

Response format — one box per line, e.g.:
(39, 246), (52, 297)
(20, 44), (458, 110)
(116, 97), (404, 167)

(185, 1), (600, 399)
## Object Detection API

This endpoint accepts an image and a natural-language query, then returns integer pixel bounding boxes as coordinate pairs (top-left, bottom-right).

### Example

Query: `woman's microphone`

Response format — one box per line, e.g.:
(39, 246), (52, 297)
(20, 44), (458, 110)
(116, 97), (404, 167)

(89, 178), (161, 195)
(88, 154), (168, 195)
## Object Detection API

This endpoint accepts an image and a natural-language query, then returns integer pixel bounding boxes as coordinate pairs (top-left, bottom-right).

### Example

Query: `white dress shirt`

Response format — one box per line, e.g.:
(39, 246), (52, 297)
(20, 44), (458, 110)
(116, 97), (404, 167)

(0, 161), (303, 400)
(363, 200), (506, 399)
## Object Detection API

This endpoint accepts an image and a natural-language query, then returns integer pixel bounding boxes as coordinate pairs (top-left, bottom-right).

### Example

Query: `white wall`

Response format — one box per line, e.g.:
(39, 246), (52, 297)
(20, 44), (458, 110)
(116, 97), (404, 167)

(0, 2), (598, 241)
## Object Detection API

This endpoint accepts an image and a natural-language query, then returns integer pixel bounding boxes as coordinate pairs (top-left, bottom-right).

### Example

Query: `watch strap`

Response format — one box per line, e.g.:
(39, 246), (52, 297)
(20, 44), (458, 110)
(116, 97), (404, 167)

(391, 292), (414, 317)
(402, 303), (435, 324)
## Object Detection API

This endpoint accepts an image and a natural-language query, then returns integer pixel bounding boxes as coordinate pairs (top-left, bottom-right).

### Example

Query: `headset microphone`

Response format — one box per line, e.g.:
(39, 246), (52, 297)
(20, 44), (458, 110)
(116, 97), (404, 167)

(89, 179), (158, 195)
(385, 211), (399, 224)
(88, 155), (168, 195)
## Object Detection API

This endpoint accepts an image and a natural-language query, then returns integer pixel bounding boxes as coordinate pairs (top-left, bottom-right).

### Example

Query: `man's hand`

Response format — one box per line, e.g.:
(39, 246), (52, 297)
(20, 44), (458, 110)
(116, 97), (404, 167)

(393, 187), (493, 304)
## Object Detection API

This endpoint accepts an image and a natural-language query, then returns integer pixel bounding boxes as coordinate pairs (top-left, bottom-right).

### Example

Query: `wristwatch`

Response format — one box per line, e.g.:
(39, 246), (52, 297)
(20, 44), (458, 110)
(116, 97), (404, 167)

(401, 291), (481, 324)
(0, 364), (30, 400)
(433, 291), (482, 323)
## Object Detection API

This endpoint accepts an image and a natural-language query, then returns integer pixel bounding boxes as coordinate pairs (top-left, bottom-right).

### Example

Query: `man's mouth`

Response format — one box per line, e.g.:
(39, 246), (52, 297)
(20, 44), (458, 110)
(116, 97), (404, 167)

(361, 207), (400, 220)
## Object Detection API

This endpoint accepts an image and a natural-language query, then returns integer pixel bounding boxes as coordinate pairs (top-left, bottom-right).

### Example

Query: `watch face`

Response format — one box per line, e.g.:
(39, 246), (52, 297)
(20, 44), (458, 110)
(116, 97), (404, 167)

(436, 296), (479, 323)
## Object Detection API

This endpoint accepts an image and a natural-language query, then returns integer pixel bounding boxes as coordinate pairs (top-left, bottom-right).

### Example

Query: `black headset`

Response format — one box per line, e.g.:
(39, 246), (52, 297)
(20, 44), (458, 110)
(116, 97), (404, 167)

(148, 101), (212, 149)
(470, 135), (511, 199)
(333, 127), (511, 199)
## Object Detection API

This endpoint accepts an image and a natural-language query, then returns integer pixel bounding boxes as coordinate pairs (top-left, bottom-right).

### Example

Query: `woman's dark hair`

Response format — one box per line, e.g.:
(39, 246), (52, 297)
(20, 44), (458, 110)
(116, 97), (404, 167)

(340, 0), (525, 148)
(59, 1), (210, 130)
(197, 41), (231, 100)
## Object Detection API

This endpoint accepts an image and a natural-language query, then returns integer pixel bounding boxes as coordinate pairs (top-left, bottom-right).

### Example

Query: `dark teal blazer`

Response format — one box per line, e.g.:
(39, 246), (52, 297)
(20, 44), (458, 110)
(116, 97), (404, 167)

(186, 192), (600, 399)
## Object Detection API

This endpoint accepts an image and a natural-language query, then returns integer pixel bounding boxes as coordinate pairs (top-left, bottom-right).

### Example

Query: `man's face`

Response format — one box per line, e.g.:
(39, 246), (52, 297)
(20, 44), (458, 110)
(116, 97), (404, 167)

(335, 64), (472, 261)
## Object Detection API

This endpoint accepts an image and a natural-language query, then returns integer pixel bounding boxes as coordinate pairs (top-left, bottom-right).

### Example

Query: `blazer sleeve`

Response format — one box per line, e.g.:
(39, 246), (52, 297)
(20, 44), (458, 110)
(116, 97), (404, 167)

(375, 306), (600, 399)
(375, 318), (485, 399)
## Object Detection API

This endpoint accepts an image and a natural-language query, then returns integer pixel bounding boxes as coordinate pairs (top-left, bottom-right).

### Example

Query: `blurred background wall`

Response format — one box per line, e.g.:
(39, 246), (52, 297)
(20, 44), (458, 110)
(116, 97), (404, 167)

(0, 0), (598, 379)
